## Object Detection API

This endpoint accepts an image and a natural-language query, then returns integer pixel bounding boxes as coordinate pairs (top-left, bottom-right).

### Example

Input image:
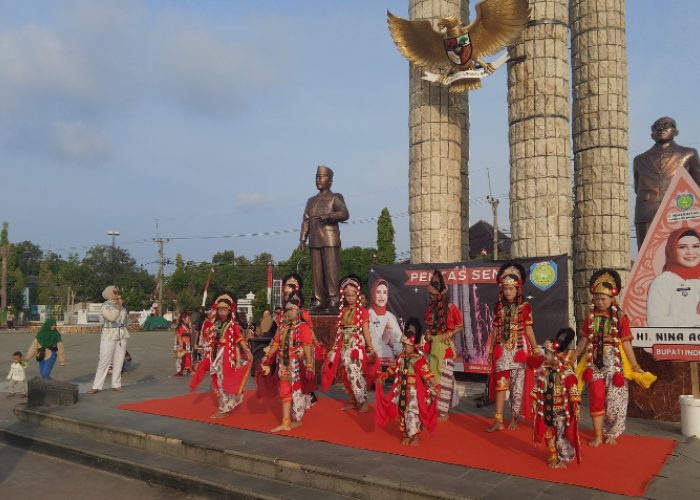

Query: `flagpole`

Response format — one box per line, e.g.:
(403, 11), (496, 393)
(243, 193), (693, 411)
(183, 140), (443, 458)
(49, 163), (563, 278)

(202, 267), (215, 308)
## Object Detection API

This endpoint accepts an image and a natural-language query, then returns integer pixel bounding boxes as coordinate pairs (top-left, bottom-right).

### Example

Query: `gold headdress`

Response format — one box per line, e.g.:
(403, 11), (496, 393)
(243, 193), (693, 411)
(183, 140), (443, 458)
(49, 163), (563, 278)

(589, 269), (621, 297)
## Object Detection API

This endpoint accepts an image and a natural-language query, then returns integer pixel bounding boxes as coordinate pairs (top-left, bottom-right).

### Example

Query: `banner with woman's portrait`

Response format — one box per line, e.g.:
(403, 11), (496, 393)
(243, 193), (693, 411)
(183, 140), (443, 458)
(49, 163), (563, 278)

(621, 168), (700, 360)
(368, 255), (569, 373)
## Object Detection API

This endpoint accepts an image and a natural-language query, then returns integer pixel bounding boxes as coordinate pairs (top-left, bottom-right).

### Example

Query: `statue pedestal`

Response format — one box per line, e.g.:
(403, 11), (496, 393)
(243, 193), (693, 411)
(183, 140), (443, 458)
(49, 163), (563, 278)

(310, 313), (341, 385)
(628, 348), (692, 422)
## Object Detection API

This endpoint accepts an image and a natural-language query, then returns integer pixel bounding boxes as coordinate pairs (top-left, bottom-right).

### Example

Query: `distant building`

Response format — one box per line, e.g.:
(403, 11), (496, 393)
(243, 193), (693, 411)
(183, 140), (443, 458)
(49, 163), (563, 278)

(468, 220), (511, 260)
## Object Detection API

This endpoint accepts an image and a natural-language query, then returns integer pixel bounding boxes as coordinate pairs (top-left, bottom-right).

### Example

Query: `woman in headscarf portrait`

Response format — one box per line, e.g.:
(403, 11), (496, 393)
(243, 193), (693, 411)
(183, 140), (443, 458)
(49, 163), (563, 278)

(25, 317), (66, 379)
(647, 226), (700, 327)
(368, 279), (402, 366)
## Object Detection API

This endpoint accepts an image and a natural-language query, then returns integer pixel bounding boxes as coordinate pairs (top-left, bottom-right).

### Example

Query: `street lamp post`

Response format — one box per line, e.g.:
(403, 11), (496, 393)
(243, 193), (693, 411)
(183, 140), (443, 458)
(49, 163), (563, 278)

(107, 231), (120, 281)
(296, 256), (309, 274)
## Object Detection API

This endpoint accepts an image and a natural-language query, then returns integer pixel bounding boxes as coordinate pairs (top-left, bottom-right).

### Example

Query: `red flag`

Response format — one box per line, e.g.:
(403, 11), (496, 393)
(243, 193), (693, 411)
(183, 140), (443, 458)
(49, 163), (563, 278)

(267, 261), (272, 288)
(480, 248), (488, 256)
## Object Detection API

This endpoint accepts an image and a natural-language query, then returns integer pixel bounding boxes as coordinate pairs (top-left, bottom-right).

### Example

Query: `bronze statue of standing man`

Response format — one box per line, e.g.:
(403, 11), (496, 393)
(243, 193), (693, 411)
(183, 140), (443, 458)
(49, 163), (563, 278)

(634, 117), (700, 248)
(298, 166), (349, 314)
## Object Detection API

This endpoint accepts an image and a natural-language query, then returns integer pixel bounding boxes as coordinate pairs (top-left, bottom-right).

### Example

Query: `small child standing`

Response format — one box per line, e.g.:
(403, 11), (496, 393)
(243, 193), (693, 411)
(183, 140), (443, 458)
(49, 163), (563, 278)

(7, 351), (27, 398)
(375, 318), (439, 446)
(531, 329), (581, 468)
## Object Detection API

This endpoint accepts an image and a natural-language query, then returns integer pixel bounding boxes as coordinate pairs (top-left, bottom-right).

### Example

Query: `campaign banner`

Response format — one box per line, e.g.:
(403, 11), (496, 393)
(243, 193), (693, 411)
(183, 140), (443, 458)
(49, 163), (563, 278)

(620, 168), (700, 359)
(367, 255), (569, 373)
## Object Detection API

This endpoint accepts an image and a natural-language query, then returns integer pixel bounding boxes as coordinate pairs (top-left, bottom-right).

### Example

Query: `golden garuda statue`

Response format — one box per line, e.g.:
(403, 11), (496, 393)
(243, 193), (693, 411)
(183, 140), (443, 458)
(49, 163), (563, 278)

(388, 0), (531, 92)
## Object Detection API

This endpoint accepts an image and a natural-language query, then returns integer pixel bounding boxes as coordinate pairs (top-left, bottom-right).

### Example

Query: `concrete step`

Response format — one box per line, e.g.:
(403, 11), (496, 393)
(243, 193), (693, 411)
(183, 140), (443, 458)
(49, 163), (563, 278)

(9, 407), (475, 500)
(0, 419), (353, 500)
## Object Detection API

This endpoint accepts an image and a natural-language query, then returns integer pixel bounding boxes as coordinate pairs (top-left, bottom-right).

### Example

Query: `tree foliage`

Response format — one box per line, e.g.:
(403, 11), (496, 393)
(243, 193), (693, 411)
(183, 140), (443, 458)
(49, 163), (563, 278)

(376, 207), (396, 265)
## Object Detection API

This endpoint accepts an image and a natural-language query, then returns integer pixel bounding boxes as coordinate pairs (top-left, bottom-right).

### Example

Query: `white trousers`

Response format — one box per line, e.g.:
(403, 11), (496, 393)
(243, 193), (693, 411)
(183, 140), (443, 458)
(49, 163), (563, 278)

(92, 339), (127, 390)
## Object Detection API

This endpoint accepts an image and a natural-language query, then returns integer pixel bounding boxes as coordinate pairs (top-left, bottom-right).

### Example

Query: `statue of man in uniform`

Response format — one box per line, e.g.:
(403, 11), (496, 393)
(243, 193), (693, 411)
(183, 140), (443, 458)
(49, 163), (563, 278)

(298, 166), (350, 314)
(634, 117), (700, 248)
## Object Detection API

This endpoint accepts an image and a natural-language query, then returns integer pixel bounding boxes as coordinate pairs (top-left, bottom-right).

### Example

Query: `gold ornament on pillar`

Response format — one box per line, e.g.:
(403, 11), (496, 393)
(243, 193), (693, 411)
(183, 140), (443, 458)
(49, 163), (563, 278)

(387, 0), (531, 92)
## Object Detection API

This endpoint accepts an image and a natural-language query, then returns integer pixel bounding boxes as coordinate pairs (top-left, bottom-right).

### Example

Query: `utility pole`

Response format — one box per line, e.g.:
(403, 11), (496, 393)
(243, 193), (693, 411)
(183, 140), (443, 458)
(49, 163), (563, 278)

(0, 221), (9, 327)
(154, 220), (169, 316)
(107, 230), (120, 280)
(486, 169), (500, 261)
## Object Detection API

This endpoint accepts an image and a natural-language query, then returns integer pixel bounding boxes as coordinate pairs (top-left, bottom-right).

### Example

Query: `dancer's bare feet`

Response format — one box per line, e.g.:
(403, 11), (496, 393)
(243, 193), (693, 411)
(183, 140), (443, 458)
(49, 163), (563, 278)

(485, 421), (504, 433)
(438, 414), (449, 422)
(210, 412), (229, 419)
(410, 435), (420, 446)
(358, 401), (369, 413)
(341, 403), (357, 411)
(271, 422), (292, 433)
(588, 434), (603, 447)
(507, 418), (518, 430)
(291, 420), (303, 429)
(548, 459), (566, 469)
(604, 436), (617, 445)
(400, 437), (411, 445)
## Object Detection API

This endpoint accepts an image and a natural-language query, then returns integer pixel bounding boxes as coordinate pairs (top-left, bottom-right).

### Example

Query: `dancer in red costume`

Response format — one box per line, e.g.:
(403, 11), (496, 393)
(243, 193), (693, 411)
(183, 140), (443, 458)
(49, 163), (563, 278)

(486, 262), (541, 432)
(322, 275), (379, 413)
(189, 292), (252, 419)
(424, 270), (463, 422)
(375, 318), (439, 446)
(531, 328), (581, 468)
(173, 313), (194, 376)
(190, 307), (218, 393)
(573, 269), (650, 447)
(259, 292), (316, 432)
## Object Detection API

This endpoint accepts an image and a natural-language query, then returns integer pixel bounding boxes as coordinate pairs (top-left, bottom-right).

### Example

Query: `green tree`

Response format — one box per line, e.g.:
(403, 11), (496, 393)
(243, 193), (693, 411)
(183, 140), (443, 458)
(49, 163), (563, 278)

(8, 268), (27, 312)
(252, 288), (269, 322)
(339, 246), (376, 288)
(11, 241), (43, 276)
(37, 258), (57, 305)
(376, 207), (396, 265)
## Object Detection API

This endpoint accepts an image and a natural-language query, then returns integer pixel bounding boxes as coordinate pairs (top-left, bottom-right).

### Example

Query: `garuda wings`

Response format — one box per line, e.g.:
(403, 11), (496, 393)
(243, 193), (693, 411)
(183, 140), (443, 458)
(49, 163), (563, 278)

(388, 0), (531, 92)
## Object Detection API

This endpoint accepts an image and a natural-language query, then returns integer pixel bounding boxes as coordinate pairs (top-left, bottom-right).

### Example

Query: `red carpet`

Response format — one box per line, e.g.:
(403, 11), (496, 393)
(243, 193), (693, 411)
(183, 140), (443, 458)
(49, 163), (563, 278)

(118, 392), (676, 497)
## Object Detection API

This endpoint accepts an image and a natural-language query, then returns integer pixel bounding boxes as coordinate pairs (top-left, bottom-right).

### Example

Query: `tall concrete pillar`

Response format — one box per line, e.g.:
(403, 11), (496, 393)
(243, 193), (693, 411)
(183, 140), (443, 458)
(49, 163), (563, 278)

(408, 0), (469, 264)
(570, 0), (630, 324)
(507, 0), (572, 260)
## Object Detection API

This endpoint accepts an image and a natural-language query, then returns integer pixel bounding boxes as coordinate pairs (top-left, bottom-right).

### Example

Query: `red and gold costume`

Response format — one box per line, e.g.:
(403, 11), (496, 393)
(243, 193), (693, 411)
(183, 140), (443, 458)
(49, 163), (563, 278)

(574, 269), (657, 442)
(531, 330), (581, 466)
(266, 318), (314, 422)
(322, 276), (379, 406)
(489, 262), (540, 424)
(375, 318), (438, 439)
(174, 323), (194, 376)
(190, 310), (218, 393)
(189, 294), (251, 415)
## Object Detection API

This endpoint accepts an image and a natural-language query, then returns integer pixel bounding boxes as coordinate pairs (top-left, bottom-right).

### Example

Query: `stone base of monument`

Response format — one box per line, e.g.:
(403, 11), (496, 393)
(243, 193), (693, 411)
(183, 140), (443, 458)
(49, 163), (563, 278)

(628, 348), (691, 422)
(27, 377), (79, 408)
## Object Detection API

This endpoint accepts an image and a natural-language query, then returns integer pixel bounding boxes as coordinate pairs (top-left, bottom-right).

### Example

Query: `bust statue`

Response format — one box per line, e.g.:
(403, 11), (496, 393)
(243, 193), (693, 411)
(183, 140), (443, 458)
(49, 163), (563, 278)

(298, 166), (350, 313)
(634, 117), (700, 248)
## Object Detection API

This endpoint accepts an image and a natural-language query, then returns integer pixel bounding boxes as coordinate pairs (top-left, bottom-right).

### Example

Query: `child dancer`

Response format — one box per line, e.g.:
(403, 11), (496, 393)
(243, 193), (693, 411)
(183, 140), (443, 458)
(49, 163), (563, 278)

(573, 269), (654, 447)
(531, 328), (581, 468)
(375, 318), (439, 446)
(174, 313), (194, 376)
(486, 262), (541, 432)
(322, 275), (378, 413)
(423, 269), (463, 422)
(259, 292), (315, 432)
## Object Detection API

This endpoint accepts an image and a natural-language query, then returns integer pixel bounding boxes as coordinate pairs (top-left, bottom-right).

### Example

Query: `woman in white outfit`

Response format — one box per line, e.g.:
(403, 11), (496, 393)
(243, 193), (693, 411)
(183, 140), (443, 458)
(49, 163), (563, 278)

(647, 227), (700, 327)
(87, 285), (129, 393)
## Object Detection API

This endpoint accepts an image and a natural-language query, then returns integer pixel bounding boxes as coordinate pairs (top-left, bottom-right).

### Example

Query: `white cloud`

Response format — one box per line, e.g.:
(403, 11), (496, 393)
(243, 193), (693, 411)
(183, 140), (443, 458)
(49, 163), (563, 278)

(236, 192), (276, 210)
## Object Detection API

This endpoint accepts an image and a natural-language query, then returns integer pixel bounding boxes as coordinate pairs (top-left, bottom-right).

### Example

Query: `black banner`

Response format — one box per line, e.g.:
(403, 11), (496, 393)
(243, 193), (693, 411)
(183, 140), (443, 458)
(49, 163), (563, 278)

(367, 255), (569, 373)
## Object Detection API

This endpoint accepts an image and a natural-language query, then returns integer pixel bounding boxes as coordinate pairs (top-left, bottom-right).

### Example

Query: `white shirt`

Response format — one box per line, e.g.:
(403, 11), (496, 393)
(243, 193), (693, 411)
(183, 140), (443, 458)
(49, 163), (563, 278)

(369, 308), (402, 361)
(647, 271), (700, 327)
(100, 302), (130, 342)
(7, 362), (26, 381)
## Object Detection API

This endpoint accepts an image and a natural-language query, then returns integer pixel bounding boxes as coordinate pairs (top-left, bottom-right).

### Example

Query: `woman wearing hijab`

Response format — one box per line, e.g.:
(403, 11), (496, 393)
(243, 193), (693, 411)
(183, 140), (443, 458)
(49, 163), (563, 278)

(647, 226), (700, 327)
(87, 285), (129, 393)
(368, 279), (402, 366)
(25, 318), (66, 379)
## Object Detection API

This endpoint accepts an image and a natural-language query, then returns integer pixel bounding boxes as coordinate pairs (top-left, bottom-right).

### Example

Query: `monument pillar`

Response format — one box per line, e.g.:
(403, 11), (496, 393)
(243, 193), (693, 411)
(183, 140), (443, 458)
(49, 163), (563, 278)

(507, 0), (573, 320)
(408, 0), (469, 264)
(570, 0), (630, 325)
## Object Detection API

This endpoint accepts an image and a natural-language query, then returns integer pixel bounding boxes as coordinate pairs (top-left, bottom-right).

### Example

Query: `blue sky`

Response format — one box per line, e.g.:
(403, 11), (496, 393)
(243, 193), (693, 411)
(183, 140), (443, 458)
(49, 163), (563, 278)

(1, 0), (698, 273)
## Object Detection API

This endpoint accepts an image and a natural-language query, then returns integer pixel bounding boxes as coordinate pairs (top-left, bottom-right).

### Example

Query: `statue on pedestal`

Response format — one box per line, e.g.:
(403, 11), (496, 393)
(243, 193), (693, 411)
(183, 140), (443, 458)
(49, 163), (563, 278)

(634, 117), (700, 248)
(298, 166), (349, 314)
